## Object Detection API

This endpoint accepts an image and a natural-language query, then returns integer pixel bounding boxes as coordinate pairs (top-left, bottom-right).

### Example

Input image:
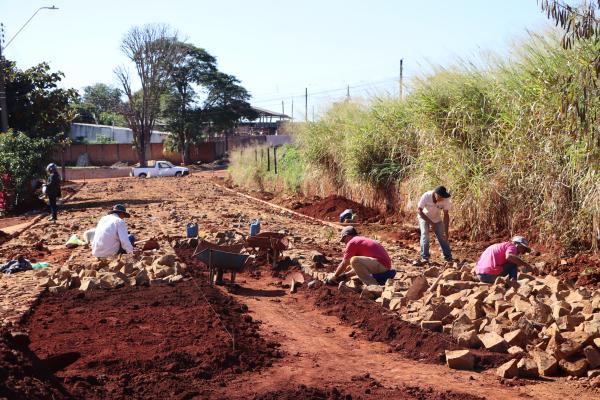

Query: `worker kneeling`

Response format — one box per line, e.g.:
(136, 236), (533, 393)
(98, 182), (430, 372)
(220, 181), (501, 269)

(327, 226), (395, 286)
(91, 204), (135, 258)
(475, 235), (533, 283)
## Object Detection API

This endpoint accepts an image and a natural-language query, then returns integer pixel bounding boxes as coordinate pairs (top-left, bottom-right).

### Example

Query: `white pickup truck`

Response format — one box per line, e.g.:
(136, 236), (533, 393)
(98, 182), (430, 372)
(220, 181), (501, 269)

(130, 161), (189, 178)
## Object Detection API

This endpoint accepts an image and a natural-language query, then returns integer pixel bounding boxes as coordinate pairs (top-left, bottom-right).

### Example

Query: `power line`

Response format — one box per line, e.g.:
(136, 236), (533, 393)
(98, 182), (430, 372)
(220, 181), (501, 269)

(250, 76), (406, 105)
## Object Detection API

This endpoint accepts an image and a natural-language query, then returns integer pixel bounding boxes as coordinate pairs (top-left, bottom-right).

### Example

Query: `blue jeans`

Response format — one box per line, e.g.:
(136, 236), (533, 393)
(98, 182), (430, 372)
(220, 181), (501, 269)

(48, 196), (58, 220)
(419, 218), (452, 261)
(477, 263), (518, 283)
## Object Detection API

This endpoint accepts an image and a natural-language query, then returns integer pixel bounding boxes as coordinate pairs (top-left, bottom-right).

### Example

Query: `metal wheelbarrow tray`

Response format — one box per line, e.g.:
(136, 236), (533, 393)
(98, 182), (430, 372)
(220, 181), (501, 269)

(195, 248), (250, 285)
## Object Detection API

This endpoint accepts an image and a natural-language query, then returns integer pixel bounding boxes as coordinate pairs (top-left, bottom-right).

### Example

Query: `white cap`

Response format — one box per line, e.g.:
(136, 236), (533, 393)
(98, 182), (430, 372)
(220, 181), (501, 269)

(511, 235), (530, 250)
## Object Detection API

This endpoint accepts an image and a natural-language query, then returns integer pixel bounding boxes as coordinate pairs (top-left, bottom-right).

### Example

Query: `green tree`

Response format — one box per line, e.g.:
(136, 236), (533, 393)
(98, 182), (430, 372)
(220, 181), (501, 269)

(74, 83), (124, 125)
(0, 131), (57, 207)
(3, 61), (78, 138)
(163, 43), (217, 164)
(201, 72), (258, 151)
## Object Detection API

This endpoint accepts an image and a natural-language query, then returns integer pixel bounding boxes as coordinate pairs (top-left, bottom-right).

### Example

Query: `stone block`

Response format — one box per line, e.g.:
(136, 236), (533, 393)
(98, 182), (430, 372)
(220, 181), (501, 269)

(582, 319), (600, 335)
(464, 299), (485, 320)
(405, 276), (429, 300)
(504, 329), (526, 348)
(48, 286), (67, 294)
(79, 277), (98, 291)
(423, 266), (440, 277)
(421, 320), (443, 332)
(445, 349), (475, 370)
(478, 332), (508, 353)
(508, 346), (524, 355)
(588, 369), (600, 378)
(154, 254), (177, 268)
(388, 297), (406, 311)
(38, 278), (56, 288)
(517, 358), (539, 378)
(495, 301), (512, 315)
(552, 301), (571, 319)
(361, 285), (384, 300)
(526, 301), (552, 325)
(531, 349), (558, 376)
(559, 358), (589, 377)
(456, 330), (481, 348)
(497, 359), (519, 379)
(557, 314), (585, 332)
(135, 269), (150, 286)
(583, 346), (600, 369)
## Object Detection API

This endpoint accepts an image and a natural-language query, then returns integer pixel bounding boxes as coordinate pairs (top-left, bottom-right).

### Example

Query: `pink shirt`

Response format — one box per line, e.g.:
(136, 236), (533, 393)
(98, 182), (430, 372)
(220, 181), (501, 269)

(343, 236), (392, 269)
(475, 242), (518, 275)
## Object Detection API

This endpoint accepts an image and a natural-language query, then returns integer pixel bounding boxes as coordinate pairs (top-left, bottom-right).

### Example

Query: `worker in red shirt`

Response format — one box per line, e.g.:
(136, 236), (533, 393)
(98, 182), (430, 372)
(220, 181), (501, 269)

(327, 226), (395, 286)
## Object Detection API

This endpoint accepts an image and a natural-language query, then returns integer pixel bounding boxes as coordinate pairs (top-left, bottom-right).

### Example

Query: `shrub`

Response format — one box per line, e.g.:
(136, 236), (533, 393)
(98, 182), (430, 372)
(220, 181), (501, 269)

(0, 131), (57, 206)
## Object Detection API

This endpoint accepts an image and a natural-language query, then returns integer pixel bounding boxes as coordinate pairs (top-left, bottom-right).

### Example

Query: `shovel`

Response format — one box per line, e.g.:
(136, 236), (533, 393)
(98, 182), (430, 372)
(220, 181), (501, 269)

(284, 271), (305, 294)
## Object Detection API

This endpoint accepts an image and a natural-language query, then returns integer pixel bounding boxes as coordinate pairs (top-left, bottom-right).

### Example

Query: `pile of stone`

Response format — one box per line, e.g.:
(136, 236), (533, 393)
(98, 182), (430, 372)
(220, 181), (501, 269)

(35, 251), (187, 292)
(303, 259), (600, 382)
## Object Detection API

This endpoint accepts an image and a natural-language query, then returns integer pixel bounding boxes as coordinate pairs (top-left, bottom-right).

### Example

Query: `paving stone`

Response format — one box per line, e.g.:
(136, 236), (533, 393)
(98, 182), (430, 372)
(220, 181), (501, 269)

(531, 349), (558, 376)
(517, 357), (539, 378)
(497, 359), (519, 379)
(405, 276), (428, 300)
(559, 358), (589, 377)
(478, 332), (508, 353)
(504, 329), (526, 348)
(445, 349), (475, 370)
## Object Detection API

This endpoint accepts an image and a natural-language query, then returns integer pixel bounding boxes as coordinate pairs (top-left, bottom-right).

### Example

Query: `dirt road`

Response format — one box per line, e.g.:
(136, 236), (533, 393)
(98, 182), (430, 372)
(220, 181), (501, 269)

(2, 175), (598, 399)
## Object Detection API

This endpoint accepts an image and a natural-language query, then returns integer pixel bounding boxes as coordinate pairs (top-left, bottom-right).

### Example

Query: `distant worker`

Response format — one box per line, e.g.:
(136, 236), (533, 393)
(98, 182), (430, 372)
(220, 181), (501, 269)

(475, 236), (533, 283)
(91, 204), (135, 258)
(327, 226), (395, 286)
(44, 163), (61, 222)
(339, 208), (354, 223)
(417, 186), (452, 263)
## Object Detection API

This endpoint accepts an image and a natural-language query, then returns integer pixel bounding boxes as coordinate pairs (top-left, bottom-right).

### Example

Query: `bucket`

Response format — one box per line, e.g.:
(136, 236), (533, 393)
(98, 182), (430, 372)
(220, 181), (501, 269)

(249, 220), (261, 236)
(187, 223), (198, 238)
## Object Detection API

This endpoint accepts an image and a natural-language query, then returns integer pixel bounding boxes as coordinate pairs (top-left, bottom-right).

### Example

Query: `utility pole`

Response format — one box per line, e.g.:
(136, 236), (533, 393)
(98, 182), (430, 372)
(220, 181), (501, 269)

(0, 23), (8, 132)
(291, 99), (294, 122)
(346, 84), (350, 101)
(304, 88), (308, 122)
(312, 106), (315, 122)
(281, 100), (284, 116)
(399, 58), (404, 100)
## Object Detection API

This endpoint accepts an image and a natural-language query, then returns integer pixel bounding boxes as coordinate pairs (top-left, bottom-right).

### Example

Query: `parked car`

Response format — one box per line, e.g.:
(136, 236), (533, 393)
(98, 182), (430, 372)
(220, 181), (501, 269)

(130, 161), (189, 178)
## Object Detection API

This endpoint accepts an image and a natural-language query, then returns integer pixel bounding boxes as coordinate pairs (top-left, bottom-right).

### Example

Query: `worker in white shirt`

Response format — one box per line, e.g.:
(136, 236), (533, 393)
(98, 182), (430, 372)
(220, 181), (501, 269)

(417, 186), (453, 263)
(91, 204), (135, 258)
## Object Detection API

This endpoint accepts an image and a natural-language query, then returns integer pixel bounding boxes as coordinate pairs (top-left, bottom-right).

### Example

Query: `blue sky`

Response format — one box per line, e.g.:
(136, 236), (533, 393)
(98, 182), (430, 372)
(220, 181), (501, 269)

(0, 0), (551, 119)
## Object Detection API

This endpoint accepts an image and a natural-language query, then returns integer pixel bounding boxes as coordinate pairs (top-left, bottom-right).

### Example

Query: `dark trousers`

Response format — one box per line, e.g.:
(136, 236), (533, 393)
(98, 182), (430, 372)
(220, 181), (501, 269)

(477, 263), (518, 283)
(48, 196), (58, 220)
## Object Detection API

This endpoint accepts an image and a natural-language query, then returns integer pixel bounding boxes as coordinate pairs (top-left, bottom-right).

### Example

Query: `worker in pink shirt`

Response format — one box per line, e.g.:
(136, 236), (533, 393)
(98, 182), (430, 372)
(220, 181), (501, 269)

(475, 236), (534, 283)
(327, 226), (396, 286)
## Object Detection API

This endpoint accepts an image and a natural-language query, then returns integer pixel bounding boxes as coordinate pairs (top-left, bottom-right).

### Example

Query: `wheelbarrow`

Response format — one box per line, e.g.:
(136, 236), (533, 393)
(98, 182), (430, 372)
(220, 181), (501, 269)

(192, 239), (245, 257)
(245, 232), (289, 269)
(195, 248), (250, 285)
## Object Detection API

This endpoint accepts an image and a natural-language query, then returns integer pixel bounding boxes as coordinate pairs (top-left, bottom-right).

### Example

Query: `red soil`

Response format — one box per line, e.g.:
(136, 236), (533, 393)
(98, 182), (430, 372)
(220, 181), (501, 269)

(24, 280), (280, 400)
(2, 245), (72, 266)
(296, 195), (381, 223)
(541, 251), (600, 288)
(247, 378), (485, 400)
(308, 286), (511, 369)
(0, 330), (71, 399)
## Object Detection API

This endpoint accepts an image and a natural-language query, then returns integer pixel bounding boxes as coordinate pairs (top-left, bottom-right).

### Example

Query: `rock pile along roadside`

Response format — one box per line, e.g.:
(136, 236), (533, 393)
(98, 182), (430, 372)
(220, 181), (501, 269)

(304, 258), (600, 383)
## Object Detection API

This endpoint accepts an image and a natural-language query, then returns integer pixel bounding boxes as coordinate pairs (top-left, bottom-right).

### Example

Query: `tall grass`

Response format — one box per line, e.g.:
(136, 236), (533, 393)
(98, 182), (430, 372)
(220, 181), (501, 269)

(229, 32), (600, 249)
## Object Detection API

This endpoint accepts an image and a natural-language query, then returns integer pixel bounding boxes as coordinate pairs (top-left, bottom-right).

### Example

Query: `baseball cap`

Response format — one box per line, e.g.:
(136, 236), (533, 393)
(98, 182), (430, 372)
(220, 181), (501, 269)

(511, 235), (530, 251)
(339, 226), (358, 242)
(434, 186), (451, 198)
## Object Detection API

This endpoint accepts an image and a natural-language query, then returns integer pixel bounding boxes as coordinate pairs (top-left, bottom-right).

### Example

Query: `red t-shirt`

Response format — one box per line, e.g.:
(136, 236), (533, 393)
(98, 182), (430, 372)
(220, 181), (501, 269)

(343, 236), (391, 268)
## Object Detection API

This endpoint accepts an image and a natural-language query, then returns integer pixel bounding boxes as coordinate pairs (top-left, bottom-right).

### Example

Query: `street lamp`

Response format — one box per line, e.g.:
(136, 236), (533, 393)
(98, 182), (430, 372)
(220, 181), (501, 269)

(0, 5), (59, 132)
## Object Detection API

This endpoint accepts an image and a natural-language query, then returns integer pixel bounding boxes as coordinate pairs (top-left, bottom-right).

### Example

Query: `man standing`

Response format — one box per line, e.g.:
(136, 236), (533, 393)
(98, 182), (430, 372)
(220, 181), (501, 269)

(45, 163), (61, 222)
(475, 236), (533, 283)
(417, 186), (452, 263)
(327, 226), (395, 286)
(91, 204), (135, 258)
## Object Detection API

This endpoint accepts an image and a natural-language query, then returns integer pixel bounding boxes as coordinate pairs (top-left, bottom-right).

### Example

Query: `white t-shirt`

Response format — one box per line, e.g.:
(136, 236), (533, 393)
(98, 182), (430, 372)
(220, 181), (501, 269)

(417, 190), (451, 224)
(91, 214), (133, 257)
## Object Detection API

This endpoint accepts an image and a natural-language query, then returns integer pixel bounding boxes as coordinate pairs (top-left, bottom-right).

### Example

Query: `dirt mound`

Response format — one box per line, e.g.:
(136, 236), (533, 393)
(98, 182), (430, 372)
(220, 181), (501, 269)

(541, 251), (600, 288)
(245, 378), (485, 400)
(25, 280), (281, 400)
(308, 286), (510, 369)
(2, 244), (72, 266)
(0, 330), (71, 400)
(296, 195), (381, 223)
